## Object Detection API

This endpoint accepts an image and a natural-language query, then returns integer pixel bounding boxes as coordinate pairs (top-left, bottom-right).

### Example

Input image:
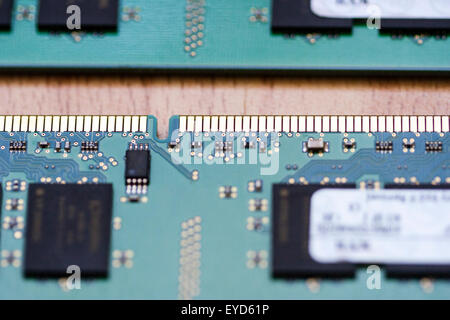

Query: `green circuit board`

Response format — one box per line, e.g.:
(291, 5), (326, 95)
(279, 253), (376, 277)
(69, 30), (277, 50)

(0, 115), (449, 300)
(0, 0), (449, 73)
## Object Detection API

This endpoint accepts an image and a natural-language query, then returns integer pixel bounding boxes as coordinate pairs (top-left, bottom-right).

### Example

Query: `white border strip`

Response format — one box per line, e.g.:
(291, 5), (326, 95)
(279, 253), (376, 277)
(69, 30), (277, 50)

(0, 115), (148, 132)
(179, 115), (450, 133)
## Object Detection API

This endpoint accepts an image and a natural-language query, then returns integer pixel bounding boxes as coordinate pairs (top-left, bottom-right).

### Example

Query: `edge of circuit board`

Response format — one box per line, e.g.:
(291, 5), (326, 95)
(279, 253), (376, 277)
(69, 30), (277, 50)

(0, 0), (450, 74)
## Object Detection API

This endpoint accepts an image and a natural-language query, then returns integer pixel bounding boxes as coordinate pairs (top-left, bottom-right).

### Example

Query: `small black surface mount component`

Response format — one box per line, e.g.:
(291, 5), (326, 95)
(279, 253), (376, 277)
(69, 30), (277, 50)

(9, 141), (27, 153)
(215, 141), (233, 154)
(81, 141), (99, 153)
(242, 137), (256, 149)
(402, 138), (415, 152)
(6, 179), (25, 192)
(191, 141), (202, 150)
(249, 198), (268, 211)
(38, 141), (49, 149)
(64, 141), (71, 152)
(125, 143), (150, 195)
(376, 141), (393, 153)
(54, 141), (61, 152)
(248, 179), (263, 192)
(219, 186), (237, 199)
(342, 138), (356, 151)
(425, 141), (443, 153)
(303, 138), (329, 154)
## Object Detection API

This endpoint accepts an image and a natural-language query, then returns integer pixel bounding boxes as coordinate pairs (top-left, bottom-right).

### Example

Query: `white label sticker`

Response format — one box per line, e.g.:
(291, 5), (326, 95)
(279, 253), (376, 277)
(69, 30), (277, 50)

(311, 0), (450, 19)
(309, 189), (450, 265)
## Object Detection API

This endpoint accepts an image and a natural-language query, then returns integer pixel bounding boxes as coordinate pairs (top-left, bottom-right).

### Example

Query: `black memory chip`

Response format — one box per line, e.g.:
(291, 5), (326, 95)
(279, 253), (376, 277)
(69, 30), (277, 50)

(38, 0), (119, 31)
(380, 19), (450, 33)
(272, 183), (450, 279)
(383, 184), (450, 279)
(271, 0), (353, 33)
(0, 0), (13, 29)
(24, 183), (113, 278)
(272, 184), (357, 278)
(125, 149), (150, 185)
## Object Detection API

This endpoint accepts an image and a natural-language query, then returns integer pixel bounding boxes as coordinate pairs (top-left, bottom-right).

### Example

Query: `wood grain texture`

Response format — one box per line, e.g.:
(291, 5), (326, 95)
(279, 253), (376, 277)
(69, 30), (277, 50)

(0, 75), (449, 137)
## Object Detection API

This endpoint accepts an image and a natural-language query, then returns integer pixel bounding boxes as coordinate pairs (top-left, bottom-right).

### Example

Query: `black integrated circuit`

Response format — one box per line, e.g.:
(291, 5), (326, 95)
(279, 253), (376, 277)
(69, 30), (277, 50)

(426, 141), (443, 153)
(125, 147), (150, 186)
(375, 141), (393, 153)
(271, 0), (352, 33)
(24, 183), (113, 278)
(9, 140), (27, 152)
(0, 0), (13, 29)
(272, 184), (356, 278)
(272, 183), (450, 279)
(271, 0), (450, 34)
(38, 0), (119, 31)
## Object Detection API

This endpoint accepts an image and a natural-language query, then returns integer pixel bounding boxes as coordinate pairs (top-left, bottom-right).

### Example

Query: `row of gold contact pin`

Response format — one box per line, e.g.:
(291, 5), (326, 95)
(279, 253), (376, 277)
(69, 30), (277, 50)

(179, 115), (450, 133)
(0, 115), (148, 132)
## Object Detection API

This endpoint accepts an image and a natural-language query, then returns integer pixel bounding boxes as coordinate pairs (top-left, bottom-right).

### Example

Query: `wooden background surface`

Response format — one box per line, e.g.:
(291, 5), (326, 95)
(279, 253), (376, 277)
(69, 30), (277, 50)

(0, 75), (448, 137)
